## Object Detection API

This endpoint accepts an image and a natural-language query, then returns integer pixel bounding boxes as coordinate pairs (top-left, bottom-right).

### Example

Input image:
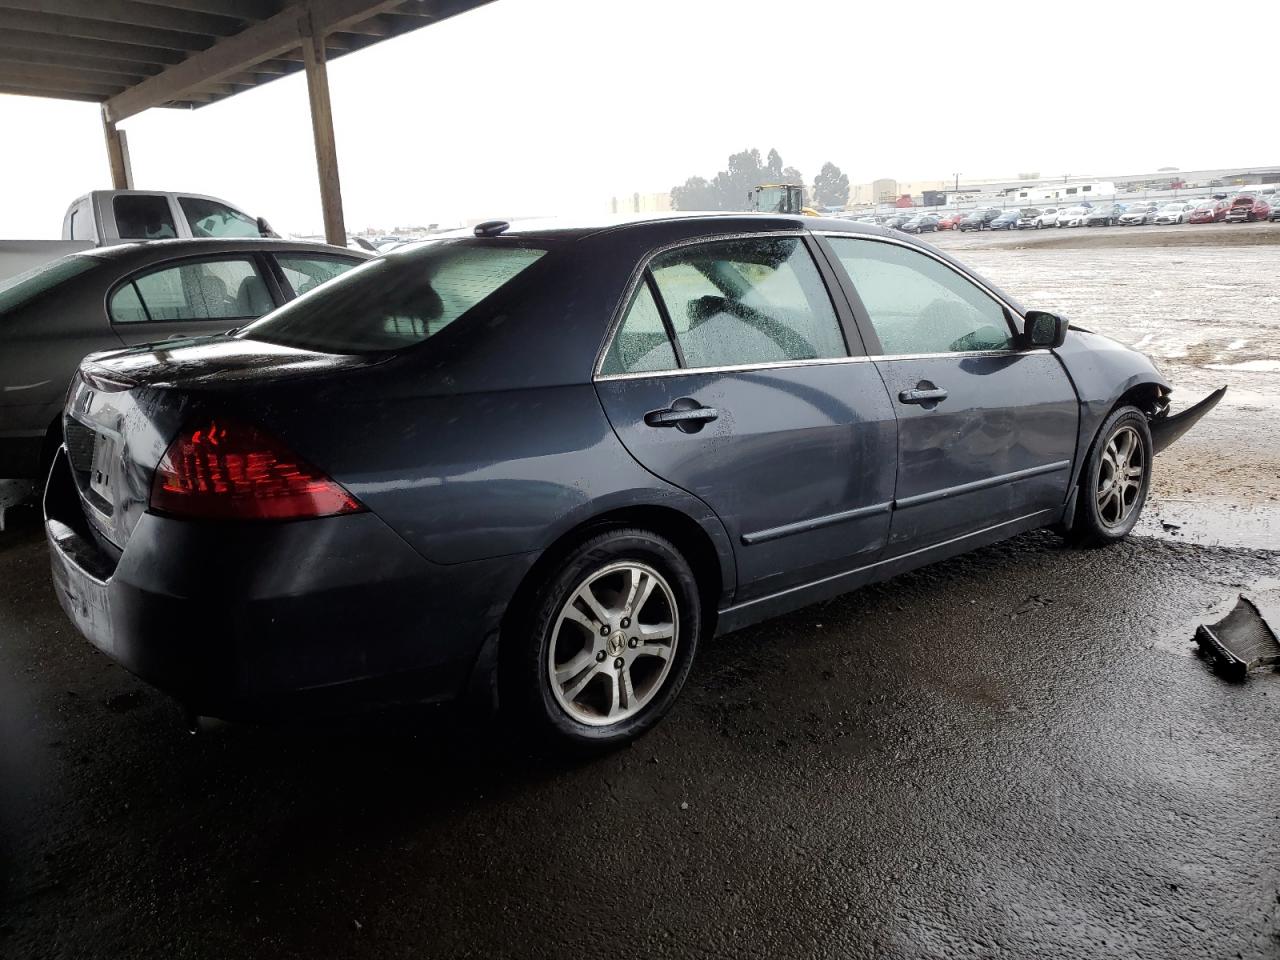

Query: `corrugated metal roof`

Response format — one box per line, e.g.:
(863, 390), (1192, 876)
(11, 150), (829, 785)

(0, 0), (493, 118)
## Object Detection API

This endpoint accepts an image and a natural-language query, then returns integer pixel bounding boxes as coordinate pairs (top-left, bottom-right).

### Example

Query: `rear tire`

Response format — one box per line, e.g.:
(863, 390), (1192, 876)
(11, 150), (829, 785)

(501, 528), (701, 749)
(1068, 406), (1152, 546)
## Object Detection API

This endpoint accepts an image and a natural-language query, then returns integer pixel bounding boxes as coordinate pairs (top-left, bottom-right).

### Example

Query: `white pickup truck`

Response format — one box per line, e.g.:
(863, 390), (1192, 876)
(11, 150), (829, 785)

(1, 190), (275, 282)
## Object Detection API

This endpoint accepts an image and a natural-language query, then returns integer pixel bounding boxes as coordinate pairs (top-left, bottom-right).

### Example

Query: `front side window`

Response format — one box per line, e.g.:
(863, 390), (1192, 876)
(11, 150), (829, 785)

(648, 236), (846, 369)
(239, 241), (547, 354)
(179, 197), (261, 238)
(113, 195), (177, 239)
(110, 258), (267, 323)
(600, 281), (677, 375)
(275, 255), (360, 297)
(827, 237), (1013, 355)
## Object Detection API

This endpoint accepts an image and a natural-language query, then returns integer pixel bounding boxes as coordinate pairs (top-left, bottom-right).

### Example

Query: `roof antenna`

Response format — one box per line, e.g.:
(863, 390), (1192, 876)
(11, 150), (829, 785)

(474, 219), (509, 237)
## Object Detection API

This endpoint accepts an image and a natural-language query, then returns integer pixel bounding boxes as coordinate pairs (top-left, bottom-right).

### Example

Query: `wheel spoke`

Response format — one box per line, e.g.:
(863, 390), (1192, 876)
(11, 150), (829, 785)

(562, 664), (600, 702)
(628, 572), (658, 619)
(636, 642), (671, 661)
(1125, 465), (1143, 479)
(637, 622), (674, 643)
(573, 584), (612, 628)
(562, 604), (599, 635)
(617, 667), (636, 712)
(555, 649), (597, 686)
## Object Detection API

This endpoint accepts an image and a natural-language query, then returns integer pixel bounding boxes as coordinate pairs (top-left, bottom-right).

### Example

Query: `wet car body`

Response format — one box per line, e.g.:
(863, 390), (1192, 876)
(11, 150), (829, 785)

(44, 214), (1224, 730)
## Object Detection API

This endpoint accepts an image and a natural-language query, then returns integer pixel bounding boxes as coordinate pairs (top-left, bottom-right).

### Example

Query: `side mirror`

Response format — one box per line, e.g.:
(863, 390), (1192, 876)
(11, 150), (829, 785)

(256, 216), (278, 238)
(1023, 310), (1069, 349)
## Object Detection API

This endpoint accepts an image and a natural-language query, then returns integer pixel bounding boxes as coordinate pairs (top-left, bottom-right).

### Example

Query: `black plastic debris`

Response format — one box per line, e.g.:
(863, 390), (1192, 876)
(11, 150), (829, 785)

(1195, 596), (1280, 678)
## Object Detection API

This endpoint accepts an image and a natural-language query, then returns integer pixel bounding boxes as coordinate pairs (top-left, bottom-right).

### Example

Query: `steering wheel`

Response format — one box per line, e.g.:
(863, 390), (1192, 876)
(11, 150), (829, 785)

(688, 295), (817, 359)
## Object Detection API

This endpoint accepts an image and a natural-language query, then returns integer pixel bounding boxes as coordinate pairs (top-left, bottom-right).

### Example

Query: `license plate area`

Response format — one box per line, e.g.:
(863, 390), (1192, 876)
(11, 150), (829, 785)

(87, 432), (118, 511)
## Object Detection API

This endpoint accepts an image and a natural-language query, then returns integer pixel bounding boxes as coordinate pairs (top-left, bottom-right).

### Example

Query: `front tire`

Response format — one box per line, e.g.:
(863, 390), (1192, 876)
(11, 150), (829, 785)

(503, 528), (702, 748)
(1069, 406), (1152, 546)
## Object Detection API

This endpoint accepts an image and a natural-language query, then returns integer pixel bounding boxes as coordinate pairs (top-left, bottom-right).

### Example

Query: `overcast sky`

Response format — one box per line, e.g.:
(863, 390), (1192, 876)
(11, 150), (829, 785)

(0, 0), (1270, 238)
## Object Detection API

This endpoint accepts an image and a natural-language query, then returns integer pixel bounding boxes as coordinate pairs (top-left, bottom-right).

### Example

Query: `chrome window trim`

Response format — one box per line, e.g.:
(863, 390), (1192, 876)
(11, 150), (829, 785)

(591, 229), (826, 380)
(593, 348), (1051, 382)
(592, 228), (1040, 383)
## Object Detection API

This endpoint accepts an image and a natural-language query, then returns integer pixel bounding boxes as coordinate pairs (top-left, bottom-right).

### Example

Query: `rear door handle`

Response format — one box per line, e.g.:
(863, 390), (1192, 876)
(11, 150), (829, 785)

(899, 385), (949, 405)
(644, 398), (719, 433)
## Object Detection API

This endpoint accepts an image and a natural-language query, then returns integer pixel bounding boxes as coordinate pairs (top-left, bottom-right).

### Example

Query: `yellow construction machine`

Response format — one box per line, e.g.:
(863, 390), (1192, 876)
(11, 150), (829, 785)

(748, 183), (819, 216)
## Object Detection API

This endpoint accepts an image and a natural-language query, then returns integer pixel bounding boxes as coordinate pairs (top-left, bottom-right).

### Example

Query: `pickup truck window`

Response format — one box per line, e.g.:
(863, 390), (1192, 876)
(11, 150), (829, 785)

(114, 195), (177, 240)
(110, 258), (269, 323)
(179, 197), (261, 238)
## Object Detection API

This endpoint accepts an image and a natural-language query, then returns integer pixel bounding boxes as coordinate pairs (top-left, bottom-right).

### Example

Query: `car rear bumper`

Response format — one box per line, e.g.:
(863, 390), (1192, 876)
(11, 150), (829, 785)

(44, 449), (531, 719)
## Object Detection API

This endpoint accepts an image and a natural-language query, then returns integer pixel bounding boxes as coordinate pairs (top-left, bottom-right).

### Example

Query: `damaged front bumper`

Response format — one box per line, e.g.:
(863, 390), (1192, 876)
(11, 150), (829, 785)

(1150, 386), (1226, 455)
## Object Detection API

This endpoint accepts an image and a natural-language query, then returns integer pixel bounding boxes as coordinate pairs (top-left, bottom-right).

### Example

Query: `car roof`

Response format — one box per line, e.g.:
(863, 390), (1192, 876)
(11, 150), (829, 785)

(80, 237), (369, 266)
(432, 212), (910, 244)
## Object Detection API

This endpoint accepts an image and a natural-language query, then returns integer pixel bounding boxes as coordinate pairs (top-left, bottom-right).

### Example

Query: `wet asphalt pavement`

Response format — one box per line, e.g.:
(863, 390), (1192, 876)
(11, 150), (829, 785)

(2, 515), (1278, 959)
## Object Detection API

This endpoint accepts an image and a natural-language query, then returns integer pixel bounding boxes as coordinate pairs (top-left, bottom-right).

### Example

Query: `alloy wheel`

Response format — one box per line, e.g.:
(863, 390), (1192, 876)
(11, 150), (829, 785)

(1096, 425), (1145, 527)
(547, 561), (678, 726)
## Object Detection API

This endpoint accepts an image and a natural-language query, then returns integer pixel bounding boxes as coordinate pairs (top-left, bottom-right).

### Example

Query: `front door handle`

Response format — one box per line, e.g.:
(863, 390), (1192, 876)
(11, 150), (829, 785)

(899, 382), (948, 405)
(644, 398), (719, 433)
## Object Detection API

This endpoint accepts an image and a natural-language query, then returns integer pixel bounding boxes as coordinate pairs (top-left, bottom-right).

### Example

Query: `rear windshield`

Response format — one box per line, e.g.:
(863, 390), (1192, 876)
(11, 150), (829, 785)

(0, 254), (99, 316)
(237, 240), (548, 354)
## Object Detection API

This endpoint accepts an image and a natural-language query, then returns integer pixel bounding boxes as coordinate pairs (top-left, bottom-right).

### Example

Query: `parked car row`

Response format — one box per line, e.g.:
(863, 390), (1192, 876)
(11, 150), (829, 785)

(853, 192), (1277, 233)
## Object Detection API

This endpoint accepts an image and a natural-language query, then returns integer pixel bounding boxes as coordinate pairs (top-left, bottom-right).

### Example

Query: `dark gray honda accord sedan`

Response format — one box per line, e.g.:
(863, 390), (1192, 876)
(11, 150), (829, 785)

(45, 214), (1223, 746)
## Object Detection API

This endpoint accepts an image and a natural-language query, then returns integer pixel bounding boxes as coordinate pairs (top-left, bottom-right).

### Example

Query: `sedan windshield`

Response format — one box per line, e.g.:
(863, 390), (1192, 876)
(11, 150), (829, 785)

(238, 240), (548, 354)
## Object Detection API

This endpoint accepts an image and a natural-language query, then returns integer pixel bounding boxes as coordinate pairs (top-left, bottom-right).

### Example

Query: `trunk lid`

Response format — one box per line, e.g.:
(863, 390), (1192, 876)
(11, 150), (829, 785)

(64, 336), (385, 548)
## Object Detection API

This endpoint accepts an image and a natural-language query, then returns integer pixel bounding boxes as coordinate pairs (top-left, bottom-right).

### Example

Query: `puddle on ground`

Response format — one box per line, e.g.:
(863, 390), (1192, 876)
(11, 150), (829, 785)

(1137, 496), (1280, 551)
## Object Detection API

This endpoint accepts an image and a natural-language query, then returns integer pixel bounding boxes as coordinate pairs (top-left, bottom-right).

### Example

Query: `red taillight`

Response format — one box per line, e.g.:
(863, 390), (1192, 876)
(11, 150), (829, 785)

(150, 417), (364, 521)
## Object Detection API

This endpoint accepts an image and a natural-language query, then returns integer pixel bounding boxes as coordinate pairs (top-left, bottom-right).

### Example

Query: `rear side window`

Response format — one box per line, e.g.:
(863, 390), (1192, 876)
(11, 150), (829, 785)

(827, 237), (1013, 355)
(0, 255), (99, 315)
(179, 197), (261, 238)
(601, 281), (678, 375)
(110, 258), (269, 323)
(239, 241), (547, 354)
(648, 236), (846, 369)
(113, 195), (177, 239)
(275, 255), (360, 297)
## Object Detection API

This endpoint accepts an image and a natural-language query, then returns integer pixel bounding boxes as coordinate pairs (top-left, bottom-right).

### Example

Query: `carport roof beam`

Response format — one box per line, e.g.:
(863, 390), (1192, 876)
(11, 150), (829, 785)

(0, 0), (495, 119)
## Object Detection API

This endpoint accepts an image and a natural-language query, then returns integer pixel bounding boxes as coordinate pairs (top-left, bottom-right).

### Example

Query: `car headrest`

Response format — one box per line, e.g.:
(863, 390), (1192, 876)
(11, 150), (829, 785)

(235, 274), (273, 317)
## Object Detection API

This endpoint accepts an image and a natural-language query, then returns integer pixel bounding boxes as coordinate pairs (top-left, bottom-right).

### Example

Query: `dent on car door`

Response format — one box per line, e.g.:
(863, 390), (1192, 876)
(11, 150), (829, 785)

(592, 234), (898, 601)
(108, 256), (280, 346)
(821, 235), (1079, 553)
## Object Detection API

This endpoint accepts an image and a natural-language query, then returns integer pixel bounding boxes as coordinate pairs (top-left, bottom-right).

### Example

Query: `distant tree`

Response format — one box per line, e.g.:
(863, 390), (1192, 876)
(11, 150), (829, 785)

(670, 175), (720, 211)
(813, 161), (850, 208)
(672, 147), (803, 211)
(765, 148), (784, 181)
